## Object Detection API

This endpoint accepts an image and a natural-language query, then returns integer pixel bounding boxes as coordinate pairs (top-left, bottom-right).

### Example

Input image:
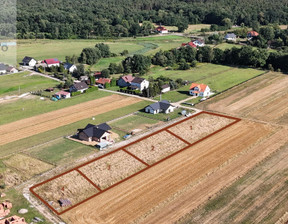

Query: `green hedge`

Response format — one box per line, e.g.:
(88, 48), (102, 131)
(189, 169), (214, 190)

(85, 86), (98, 93)
(71, 91), (82, 96)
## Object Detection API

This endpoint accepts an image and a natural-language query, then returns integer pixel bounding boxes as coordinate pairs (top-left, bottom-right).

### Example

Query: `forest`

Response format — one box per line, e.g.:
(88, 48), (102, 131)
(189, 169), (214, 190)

(11, 0), (288, 39)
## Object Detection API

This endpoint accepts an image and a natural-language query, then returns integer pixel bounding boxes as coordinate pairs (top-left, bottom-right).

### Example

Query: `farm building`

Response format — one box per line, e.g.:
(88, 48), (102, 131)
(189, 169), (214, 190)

(0, 64), (6, 74)
(0, 215), (27, 224)
(130, 77), (149, 91)
(64, 63), (77, 73)
(43, 58), (60, 67)
(145, 100), (175, 114)
(247, 31), (259, 39)
(22, 56), (36, 67)
(189, 83), (211, 97)
(118, 75), (134, 87)
(155, 26), (168, 34)
(6, 66), (18, 73)
(0, 201), (12, 217)
(224, 33), (237, 41)
(58, 198), (72, 207)
(69, 82), (89, 93)
(54, 91), (71, 99)
(78, 123), (112, 143)
(161, 84), (170, 93)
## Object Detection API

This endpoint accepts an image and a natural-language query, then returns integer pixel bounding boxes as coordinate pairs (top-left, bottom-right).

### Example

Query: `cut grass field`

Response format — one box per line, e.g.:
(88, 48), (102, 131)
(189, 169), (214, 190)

(136, 108), (184, 121)
(0, 71), (59, 96)
(184, 24), (211, 33)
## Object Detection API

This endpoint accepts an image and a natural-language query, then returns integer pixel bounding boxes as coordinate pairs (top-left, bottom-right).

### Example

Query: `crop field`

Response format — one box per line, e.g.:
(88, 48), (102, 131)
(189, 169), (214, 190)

(0, 71), (59, 96)
(0, 94), (141, 146)
(30, 111), (242, 217)
(198, 72), (288, 125)
(59, 118), (278, 224)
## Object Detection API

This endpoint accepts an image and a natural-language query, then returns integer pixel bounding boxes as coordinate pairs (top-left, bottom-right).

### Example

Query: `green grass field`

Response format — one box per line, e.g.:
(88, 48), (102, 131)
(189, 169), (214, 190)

(0, 71), (59, 96)
(136, 108), (184, 121)
(0, 90), (111, 125)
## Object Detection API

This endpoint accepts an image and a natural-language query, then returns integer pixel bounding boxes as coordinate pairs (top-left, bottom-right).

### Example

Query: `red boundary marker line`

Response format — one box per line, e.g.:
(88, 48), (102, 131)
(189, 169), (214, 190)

(30, 111), (241, 215)
(165, 129), (191, 146)
(76, 169), (102, 192)
(122, 148), (150, 167)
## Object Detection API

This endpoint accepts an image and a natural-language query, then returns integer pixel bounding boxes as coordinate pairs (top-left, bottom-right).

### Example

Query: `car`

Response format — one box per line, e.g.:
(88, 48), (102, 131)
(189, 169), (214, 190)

(98, 84), (104, 89)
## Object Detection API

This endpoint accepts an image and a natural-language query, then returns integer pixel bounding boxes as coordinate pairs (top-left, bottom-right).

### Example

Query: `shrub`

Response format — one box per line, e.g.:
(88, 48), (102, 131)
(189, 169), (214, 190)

(71, 91), (82, 96)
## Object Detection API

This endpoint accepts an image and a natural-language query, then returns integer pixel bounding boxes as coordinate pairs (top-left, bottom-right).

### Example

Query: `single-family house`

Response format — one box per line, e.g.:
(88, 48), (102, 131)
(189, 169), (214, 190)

(156, 26), (168, 34)
(117, 75), (134, 87)
(80, 76), (89, 82)
(181, 41), (197, 48)
(69, 82), (89, 93)
(189, 83), (211, 97)
(145, 100), (175, 114)
(224, 33), (237, 41)
(6, 66), (18, 73)
(55, 91), (71, 99)
(247, 31), (259, 39)
(22, 56), (37, 67)
(130, 77), (149, 91)
(78, 123), (112, 143)
(64, 63), (77, 73)
(0, 64), (6, 74)
(193, 39), (205, 47)
(44, 58), (60, 67)
(0, 216), (27, 224)
(96, 78), (111, 86)
(161, 84), (170, 93)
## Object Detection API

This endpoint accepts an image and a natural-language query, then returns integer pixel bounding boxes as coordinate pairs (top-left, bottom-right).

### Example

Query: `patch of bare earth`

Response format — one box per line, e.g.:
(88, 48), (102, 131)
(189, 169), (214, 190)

(33, 170), (99, 212)
(125, 131), (187, 165)
(60, 120), (274, 224)
(0, 94), (141, 146)
(79, 150), (147, 190)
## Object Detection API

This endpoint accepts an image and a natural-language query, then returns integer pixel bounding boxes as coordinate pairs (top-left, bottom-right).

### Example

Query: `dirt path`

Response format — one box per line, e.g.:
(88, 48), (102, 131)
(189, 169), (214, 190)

(0, 95), (141, 146)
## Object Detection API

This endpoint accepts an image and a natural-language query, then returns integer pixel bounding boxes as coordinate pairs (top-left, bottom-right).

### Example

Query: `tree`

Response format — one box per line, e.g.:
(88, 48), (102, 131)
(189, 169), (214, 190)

(178, 59), (190, 70)
(79, 48), (101, 65)
(95, 43), (111, 58)
(221, 18), (233, 29)
(260, 26), (275, 41)
(64, 74), (74, 88)
(89, 74), (95, 85)
(108, 63), (118, 74)
(110, 78), (117, 87)
(101, 69), (110, 78)
(73, 64), (85, 79)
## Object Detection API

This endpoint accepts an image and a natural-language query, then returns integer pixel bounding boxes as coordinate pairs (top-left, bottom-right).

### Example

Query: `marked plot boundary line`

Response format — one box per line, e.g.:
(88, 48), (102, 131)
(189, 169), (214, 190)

(76, 169), (102, 192)
(30, 111), (241, 215)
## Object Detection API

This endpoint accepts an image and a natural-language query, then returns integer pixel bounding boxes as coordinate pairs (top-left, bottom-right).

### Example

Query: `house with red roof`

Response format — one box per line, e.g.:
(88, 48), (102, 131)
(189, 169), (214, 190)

(181, 41), (197, 48)
(43, 58), (60, 67)
(55, 90), (71, 99)
(117, 75), (134, 87)
(189, 83), (211, 97)
(96, 78), (111, 86)
(247, 31), (259, 39)
(155, 26), (168, 34)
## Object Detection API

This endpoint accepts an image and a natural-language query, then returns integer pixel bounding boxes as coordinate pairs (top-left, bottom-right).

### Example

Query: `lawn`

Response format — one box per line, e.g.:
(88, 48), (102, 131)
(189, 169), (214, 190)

(136, 108), (185, 121)
(154, 87), (190, 102)
(109, 114), (161, 132)
(0, 90), (111, 125)
(0, 100), (151, 158)
(0, 71), (60, 96)
(184, 24), (211, 33)
(214, 43), (242, 50)
(87, 56), (124, 71)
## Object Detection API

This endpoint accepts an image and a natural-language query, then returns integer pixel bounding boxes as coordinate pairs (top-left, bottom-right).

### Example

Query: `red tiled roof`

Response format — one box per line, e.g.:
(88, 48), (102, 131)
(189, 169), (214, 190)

(96, 78), (111, 85)
(55, 91), (70, 96)
(188, 42), (197, 48)
(121, 75), (134, 83)
(156, 26), (166, 31)
(44, 58), (60, 65)
(248, 31), (259, 36)
(189, 83), (208, 92)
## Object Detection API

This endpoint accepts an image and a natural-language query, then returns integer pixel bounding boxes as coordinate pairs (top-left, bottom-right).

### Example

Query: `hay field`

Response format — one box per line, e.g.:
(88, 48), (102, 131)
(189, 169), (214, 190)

(168, 113), (234, 143)
(60, 120), (274, 224)
(198, 72), (288, 125)
(0, 94), (141, 146)
(33, 170), (99, 213)
(125, 131), (188, 165)
(79, 150), (147, 190)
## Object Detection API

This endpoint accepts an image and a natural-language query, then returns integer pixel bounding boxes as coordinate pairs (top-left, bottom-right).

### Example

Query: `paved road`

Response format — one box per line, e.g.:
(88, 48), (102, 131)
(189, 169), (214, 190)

(21, 67), (63, 82)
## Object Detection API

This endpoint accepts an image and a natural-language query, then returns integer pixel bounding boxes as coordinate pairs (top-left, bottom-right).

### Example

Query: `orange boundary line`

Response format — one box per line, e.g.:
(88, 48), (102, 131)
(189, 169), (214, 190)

(30, 111), (241, 215)
(165, 129), (191, 145)
(122, 148), (150, 167)
(76, 169), (102, 192)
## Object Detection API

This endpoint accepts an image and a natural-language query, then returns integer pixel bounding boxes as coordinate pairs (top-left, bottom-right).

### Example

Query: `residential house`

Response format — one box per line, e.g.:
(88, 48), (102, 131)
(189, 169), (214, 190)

(94, 71), (102, 79)
(55, 91), (71, 99)
(247, 31), (259, 39)
(0, 64), (6, 74)
(22, 56), (36, 67)
(117, 75), (134, 87)
(69, 82), (89, 93)
(44, 58), (60, 67)
(145, 100), (175, 114)
(181, 41), (197, 48)
(64, 62), (77, 73)
(80, 76), (89, 82)
(193, 39), (205, 47)
(224, 33), (237, 41)
(0, 216), (27, 224)
(6, 66), (18, 73)
(96, 78), (111, 87)
(130, 77), (149, 91)
(156, 26), (168, 34)
(161, 84), (170, 93)
(78, 123), (112, 143)
(189, 83), (211, 97)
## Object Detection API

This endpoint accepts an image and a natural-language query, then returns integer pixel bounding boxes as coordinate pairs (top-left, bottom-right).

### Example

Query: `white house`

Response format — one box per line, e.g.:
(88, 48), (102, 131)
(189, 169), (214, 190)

(161, 84), (170, 93)
(156, 26), (169, 34)
(22, 56), (37, 67)
(44, 58), (60, 67)
(193, 39), (205, 47)
(224, 33), (237, 42)
(69, 82), (89, 93)
(0, 64), (6, 74)
(130, 77), (149, 91)
(6, 66), (18, 73)
(145, 100), (175, 114)
(189, 83), (210, 97)
(64, 63), (77, 73)
(55, 90), (71, 99)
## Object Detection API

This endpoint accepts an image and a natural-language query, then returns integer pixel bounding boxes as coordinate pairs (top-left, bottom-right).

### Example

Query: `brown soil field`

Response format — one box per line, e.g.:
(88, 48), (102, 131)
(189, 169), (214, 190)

(60, 120), (275, 224)
(79, 150), (147, 190)
(125, 131), (188, 165)
(3, 154), (54, 178)
(168, 113), (234, 143)
(198, 72), (288, 125)
(33, 170), (99, 213)
(0, 95), (141, 146)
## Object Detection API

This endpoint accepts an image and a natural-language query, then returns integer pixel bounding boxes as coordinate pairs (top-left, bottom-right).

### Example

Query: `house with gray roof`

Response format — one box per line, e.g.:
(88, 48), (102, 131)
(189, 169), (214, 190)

(64, 62), (77, 73)
(0, 64), (6, 74)
(69, 82), (89, 93)
(224, 33), (237, 41)
(78, 123), (112, 143)
(130, 77), (149, 91)
(22, 56), (37, 67)
(145, 100), (175, 114)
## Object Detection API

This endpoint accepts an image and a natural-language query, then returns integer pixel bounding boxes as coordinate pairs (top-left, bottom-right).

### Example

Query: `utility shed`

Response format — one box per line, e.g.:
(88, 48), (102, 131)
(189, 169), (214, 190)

(58, 199), (72, 207)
